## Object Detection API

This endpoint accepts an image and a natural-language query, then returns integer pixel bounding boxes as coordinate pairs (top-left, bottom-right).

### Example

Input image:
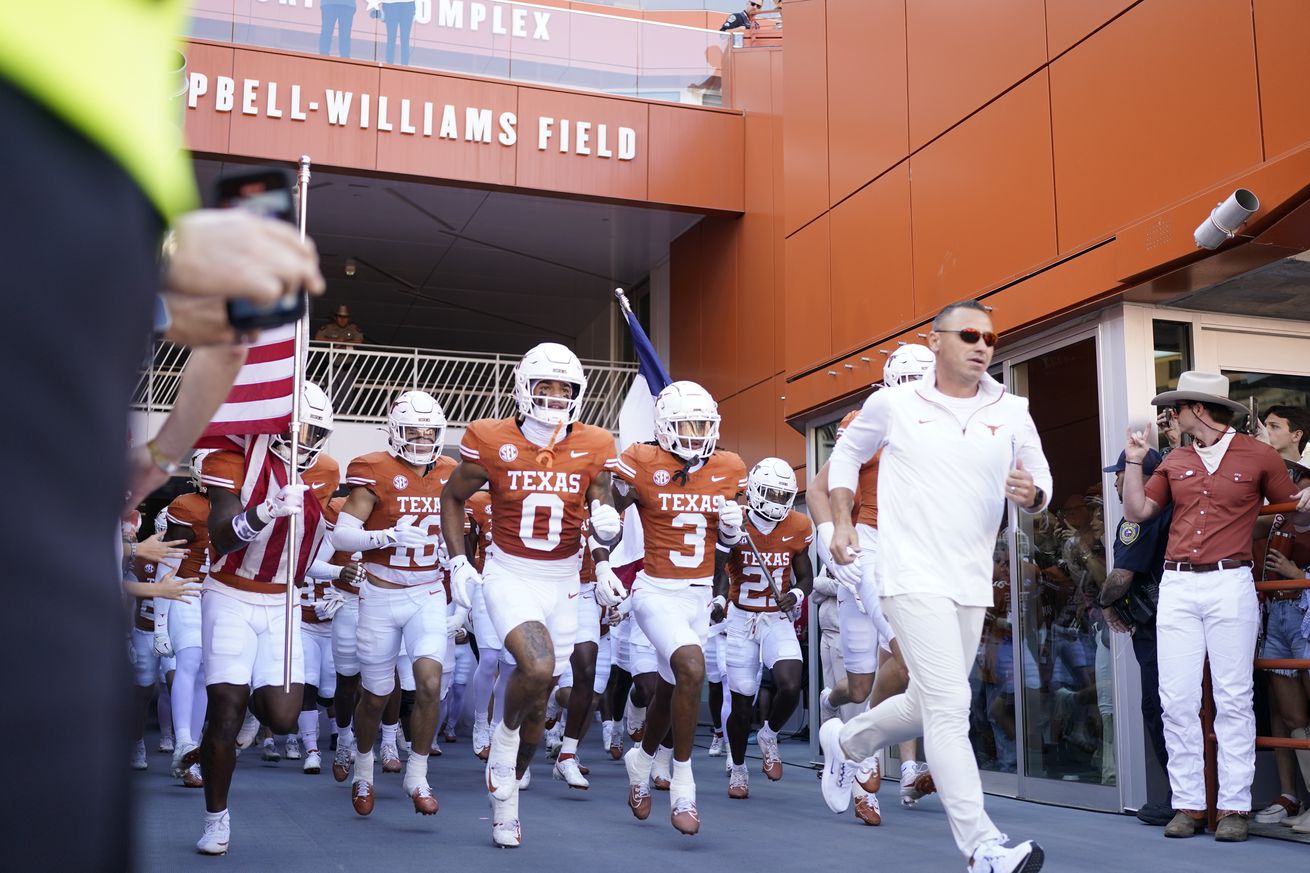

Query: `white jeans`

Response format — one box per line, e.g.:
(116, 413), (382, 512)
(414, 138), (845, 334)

(1156, 567), (1259, 812)
(838, 593), (999, 858)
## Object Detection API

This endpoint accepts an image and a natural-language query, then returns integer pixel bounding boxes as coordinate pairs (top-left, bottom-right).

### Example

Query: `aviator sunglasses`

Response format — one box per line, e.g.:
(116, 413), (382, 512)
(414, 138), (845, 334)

(938, 328), (998, 347)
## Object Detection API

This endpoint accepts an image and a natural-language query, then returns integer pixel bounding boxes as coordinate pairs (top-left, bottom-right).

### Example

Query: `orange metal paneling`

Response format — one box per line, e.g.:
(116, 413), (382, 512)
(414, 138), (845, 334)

(830, 162), (914, 355)
(1049, 0), (1263, 253)
(648, 103), (744, 212)
(783, 214), (832, 373)
(826, 0), (908, 205)
(1044, 0), (1136, 58)
(374, 68), (518, 186)
(734, 379), (783, 466)
(773, 374), (806, 469)
(906, 0), (1046, 150)
(669, 222), (704, 383)
(1253, 0), (1310, 159)
(770, 49), (787, 356)
(909, 73), (1057, 318)
(182, 41), (235, 154)
(223, 48), (381, 169)
(514, 87), (649, 201)
(697, 217), (742, 401)
(782, 0), (829, 235)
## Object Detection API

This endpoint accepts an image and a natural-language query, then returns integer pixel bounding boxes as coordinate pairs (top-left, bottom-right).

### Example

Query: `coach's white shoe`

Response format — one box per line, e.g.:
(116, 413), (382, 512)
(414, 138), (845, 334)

(968, 837), (1044, 873)
(131, 740), (148, 771)
(235, 712), (260, 750)
(707, 731), (725, 757)
(285, 736), (302, 760)
(196, 811), (230, 856)
(819, 718), (854, 813)
(302, 750), (322, 774)
(554, 754), (590, 790)
(260, 738), (281, 762)
(491, 787), (522, 847)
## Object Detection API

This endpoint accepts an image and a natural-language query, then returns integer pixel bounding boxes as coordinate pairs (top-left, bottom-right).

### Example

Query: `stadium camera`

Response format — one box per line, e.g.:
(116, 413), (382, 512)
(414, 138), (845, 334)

(1193, 189), (1259, 250)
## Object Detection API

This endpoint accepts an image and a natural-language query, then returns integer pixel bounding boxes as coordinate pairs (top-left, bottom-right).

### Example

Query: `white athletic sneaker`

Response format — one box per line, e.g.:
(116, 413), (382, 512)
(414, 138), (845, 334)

(171, 742), (197, 778)
(159, 733), (175, 754)
(545, 723), (564, 760)
(131, 740), (148, 771)
(602, 721), (614, 753)
(968, 837), (1044, 873)
(518, 767), (531, 791)
(473, 719), (492, 760)
(380, 741), (402, 774)
(900, 761), (934, 806)
(260, 738), (281, 762)
(235, 712), (260, 750)
(285, 736), (302, 760)
(490, 786), (522, 847)
(707, 731), (725, 757)
(757, 729), (783, 781)
(819, 687), (838, 722)
(196, 811), (230, 855)
(302, 750), (322, 774)
(553, 754), (590, 790)
(818, 718), (854, 813)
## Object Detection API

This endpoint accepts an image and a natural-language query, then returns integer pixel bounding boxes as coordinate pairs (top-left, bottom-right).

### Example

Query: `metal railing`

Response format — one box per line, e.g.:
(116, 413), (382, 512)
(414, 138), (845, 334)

(133, 340), (639, 433)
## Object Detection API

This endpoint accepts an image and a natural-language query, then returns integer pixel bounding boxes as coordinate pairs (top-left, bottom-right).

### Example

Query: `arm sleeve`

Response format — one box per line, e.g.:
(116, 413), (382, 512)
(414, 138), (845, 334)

(1015, 405), (1053, 514)
(828, 392), (891, 494)
(307, 537), (343, 580)
(330, 511), (393, 553)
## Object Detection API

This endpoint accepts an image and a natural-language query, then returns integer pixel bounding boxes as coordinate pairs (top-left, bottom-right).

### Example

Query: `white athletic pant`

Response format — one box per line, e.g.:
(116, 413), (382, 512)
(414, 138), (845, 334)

(1156, 567), (1259, 812)
(838, 593), (1000, 858)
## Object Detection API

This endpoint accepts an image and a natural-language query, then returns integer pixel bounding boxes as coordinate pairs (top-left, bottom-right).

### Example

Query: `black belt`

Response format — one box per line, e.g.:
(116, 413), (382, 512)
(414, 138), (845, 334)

(1163, 559), (1253, 573)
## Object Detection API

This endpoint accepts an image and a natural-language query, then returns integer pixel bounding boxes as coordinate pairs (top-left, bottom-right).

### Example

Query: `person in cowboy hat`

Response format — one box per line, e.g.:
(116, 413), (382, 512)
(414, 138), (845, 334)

(1121, 371), (1310, 842)
(315, 303), (365, 344)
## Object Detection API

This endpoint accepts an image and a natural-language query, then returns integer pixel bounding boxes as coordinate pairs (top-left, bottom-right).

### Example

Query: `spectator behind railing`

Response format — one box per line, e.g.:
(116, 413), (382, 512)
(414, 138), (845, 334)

(1122, 371), (1310, 842)
(1251, 404), (1310, 828)
(320, 0), (358, 58)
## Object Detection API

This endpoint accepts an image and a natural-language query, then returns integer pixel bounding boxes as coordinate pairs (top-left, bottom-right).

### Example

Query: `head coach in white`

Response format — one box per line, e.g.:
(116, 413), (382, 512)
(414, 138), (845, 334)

(823, 299), (1052, 873)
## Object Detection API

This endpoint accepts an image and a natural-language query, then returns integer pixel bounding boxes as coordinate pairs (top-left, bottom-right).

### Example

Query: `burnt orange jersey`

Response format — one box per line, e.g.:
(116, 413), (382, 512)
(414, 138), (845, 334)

(344, 451), (457, 584)
(132, 556), (159, 631)
(163, 492), (211, 581)
(838, 411), (879, 527)
(607, 443), (747, 580)
(460, 418), (615, 562)
(728, 510), (813, 612)
(464, 490), (494, 573)
(202, 448), (340, 592)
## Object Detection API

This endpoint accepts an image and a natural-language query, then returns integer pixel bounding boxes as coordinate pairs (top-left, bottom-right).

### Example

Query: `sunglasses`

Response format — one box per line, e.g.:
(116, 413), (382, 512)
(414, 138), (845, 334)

(749, 2), (762, 7)
(939, 328), (998, 347)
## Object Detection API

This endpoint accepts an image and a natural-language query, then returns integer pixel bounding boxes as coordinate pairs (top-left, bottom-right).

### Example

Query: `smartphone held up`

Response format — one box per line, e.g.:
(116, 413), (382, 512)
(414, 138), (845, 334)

(215, 168), (307, 331)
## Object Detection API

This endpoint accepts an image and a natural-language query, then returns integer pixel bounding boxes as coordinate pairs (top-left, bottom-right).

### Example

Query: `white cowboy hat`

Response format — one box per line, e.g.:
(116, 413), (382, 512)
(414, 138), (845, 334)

(1150, 371), (1249, 418)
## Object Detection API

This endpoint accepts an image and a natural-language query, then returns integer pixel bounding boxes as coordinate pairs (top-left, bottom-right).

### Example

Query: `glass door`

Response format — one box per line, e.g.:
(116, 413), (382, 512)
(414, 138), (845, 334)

(1004, 334), (1120, 808)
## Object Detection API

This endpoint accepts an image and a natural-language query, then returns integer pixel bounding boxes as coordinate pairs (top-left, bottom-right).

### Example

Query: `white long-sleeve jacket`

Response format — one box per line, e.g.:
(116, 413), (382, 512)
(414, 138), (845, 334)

(828, 372), (1052, 608)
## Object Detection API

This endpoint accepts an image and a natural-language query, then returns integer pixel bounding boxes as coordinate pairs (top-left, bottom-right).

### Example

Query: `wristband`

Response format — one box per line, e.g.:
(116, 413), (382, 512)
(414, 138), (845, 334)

(786, 589), (806, 612)
(712, 595), (727, 611)
(232, 512), (260, 542)
(129, 540), (137, 563)
(146, 439), (182, 477)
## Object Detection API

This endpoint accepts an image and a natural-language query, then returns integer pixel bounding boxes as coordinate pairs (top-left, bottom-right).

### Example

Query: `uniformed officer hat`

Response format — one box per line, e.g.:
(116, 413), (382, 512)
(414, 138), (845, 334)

(1103, 448), (1162, 477)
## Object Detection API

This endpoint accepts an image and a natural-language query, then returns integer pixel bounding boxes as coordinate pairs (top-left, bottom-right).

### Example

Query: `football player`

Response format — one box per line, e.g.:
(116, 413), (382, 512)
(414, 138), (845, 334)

(328, 390), (456, 817)
(551, 521), (604, 788)
(714, 458), (814, 798)
(124, 513), (179, 770)
(440, 343), (625, 847)
(154, 451), (215, 787)
(196, 381), (340, 855)
(463, 488), (500, 760)
(604, 380), (747, 835)
(810, 345), (936, 824)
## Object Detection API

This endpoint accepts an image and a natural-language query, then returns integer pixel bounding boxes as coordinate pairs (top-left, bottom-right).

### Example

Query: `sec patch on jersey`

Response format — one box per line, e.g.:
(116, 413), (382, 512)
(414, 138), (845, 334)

(1119, 522), (1141, 545)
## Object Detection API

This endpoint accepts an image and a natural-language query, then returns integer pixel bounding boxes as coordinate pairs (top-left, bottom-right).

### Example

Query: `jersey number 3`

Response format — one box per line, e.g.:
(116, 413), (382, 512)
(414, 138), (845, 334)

(669, 512), (707, 569)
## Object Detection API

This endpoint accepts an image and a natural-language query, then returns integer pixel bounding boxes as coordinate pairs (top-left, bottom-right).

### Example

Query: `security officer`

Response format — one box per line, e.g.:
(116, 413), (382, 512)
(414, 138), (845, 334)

(1100, 448), (1172, 825)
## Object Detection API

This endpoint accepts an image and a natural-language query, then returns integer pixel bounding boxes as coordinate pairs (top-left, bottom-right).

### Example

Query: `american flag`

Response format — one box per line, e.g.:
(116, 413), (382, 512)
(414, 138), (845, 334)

(198, 323), (298, 447)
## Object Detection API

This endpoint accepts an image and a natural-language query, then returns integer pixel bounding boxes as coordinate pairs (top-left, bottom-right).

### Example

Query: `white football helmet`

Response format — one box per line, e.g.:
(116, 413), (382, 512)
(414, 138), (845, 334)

(388, 390), (446, 465)
(153, 512), (169, 537)
(513, 343), (587, 427)
(883, 344), (935, 387)
(271, 381), (334, 469)
(747, 457), (797, 522)
(654, 381), (721, 461)
(189, 449), (214, 491)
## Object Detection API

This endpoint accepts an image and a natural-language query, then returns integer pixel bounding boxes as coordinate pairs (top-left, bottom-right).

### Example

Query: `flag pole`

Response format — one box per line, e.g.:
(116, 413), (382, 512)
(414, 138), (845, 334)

(283, 154), (312, 693)
(614, 287), (632, 317)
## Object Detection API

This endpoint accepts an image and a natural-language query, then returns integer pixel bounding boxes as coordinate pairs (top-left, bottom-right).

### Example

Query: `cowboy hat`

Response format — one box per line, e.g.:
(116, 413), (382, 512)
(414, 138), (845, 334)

(1150, 371), (1249, 418)
(334, 304), (351, 318)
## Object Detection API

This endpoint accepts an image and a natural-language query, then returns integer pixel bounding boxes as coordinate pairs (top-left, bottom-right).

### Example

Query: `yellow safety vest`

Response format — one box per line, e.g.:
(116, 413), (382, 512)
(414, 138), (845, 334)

(0, 0), (198, 219)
